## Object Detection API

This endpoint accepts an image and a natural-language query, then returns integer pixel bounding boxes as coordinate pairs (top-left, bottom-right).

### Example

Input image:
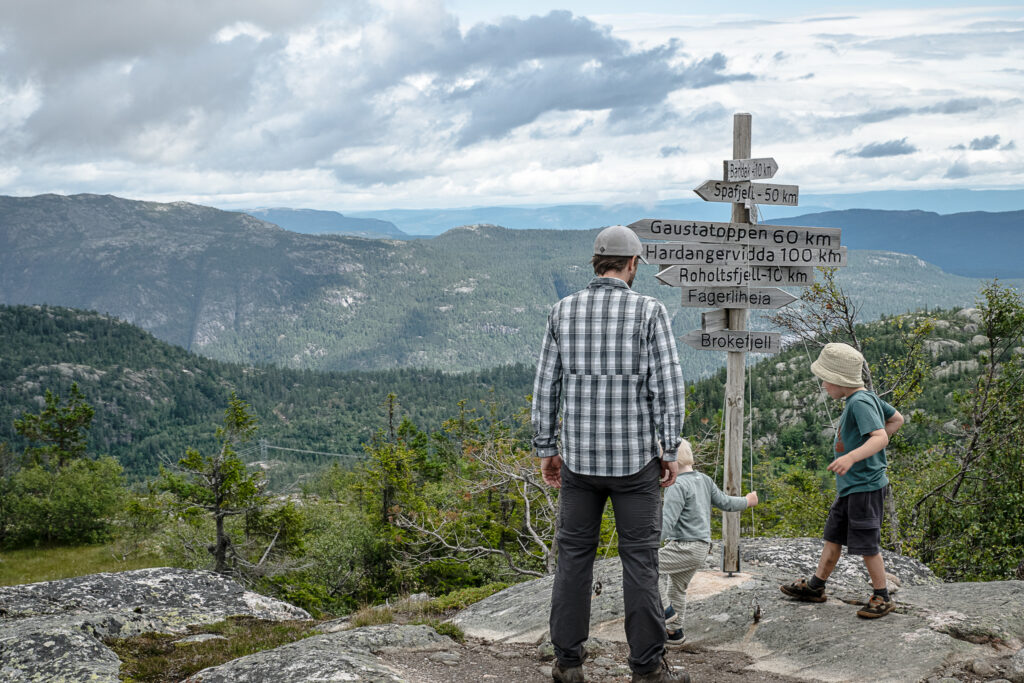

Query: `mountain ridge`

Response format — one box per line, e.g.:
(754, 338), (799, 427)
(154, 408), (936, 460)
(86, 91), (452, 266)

(2, 193), (1018, 375)
(242, 207), (408, 239)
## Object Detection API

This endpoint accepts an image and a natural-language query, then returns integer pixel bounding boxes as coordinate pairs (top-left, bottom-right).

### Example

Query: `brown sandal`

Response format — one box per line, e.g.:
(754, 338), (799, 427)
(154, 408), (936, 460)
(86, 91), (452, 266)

(780, 578), (826, 603)
(856, 594), (894, 618)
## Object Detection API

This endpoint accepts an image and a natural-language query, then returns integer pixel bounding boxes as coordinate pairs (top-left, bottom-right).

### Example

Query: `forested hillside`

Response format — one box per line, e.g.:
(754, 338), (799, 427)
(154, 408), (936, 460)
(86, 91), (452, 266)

(689, 306), (993, 467)
(0, 305), (533, 480)
(1, 194), (1014, 378)
(3, 285), (1022, 603)
(0, 296), (1007, 487)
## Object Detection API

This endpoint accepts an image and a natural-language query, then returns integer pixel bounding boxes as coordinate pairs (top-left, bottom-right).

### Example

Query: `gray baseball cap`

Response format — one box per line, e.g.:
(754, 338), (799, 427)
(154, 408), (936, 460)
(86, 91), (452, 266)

(593, 225), (647, 263)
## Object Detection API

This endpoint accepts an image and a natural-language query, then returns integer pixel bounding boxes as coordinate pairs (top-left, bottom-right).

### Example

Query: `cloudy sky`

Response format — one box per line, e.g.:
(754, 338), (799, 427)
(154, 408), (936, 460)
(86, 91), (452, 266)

(0, 1), (1020, 210)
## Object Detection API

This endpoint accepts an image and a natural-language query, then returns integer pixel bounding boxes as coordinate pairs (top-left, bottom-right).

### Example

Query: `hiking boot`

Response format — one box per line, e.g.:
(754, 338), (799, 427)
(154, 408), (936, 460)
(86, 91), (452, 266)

(856, 594), (895, 619)
(631, 656), (691, 682)
(664, 604), (677, 623)
(552, 662), (585, 683)
(666, 628), (686, 648)
(780, 578), (826, 603)
(552, 648), (587, 683)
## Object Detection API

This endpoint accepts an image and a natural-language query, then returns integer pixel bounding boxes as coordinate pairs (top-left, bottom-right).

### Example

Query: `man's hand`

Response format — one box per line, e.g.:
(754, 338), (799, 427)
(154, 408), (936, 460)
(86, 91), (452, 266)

(659, 458), (678, 488)
(827, 454), (855, 476)
(541, 455), (563, 488)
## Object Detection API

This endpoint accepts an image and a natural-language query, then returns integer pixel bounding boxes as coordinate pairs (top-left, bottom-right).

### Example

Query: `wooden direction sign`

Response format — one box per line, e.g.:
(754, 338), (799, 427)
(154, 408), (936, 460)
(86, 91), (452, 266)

(656, 264), (814, 288)
(725, 157), (778, 181)
(681, 286), (798, 309)
(701, 309), (727, 332)
(629, 220), (840, 248)
(643, 243), (847, 267)
(681, 330), (782, 354)
(694, 180), (799, 206)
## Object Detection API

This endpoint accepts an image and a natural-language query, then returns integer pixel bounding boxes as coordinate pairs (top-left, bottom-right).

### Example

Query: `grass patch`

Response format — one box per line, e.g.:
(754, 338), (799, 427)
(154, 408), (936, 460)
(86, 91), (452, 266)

(410, 617), (465, 643)
(349, 605), (394, 627)
(106, 616), (319, 683)
(421, 582), (509, 613)
(0, 544), (167, 586)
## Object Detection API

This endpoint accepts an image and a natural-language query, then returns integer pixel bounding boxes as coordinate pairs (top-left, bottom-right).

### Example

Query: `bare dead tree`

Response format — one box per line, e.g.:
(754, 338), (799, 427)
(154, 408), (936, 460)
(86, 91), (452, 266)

(394, 428), (559, 578)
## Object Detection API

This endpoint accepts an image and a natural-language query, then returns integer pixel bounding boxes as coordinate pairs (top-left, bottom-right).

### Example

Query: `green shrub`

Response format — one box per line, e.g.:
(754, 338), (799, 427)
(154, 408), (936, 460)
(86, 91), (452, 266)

(411, 618), (465, 642)
(6, 457), (124, 547)
(424, 582), (509, 612)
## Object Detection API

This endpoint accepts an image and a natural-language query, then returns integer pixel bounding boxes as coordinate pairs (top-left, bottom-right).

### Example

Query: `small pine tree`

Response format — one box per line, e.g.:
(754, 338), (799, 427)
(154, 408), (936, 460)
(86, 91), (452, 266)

(14, 382), (95, 469)
(158, 393), (267, 574)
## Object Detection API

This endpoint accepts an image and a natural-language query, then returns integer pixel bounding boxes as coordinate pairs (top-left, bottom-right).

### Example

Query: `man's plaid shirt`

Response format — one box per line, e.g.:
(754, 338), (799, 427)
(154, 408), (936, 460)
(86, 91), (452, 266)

(531, 277), (685, 476)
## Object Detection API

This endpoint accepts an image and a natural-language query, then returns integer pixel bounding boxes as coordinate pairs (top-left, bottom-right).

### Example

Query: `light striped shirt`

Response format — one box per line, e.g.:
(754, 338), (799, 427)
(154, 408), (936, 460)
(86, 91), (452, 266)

(531, 277), (686, 476)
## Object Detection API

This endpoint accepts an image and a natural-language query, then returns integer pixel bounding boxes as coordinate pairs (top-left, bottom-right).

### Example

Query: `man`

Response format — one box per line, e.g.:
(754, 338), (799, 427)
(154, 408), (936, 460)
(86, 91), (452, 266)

(532, 225), (690, 683)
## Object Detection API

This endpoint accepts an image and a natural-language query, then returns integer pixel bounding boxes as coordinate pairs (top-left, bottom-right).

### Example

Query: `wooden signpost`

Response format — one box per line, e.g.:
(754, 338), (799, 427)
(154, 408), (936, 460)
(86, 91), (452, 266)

(693, 180), (799, 206)
(628, 112), (847, 575)
(701, 309), (728, 332)
(645, 244), (846, 267)
(655, 265), (815, 287)
(725, 157), (778, 181)
(681, 330), (782, 354)
(630, 219), (841, 248)
(680, 286), (797, 309)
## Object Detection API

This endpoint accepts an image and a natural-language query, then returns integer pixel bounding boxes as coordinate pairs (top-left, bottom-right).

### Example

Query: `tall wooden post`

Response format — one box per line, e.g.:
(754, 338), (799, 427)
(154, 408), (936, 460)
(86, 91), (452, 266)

(721, 113), (751, 574)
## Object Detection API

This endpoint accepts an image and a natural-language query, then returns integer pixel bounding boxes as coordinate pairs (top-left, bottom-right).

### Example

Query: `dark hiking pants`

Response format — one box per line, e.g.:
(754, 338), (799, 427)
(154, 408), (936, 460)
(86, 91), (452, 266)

(550, 458), (665, 675)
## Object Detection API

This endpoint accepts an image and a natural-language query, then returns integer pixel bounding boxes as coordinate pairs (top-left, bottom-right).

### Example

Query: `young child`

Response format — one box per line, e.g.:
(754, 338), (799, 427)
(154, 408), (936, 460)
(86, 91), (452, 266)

(660, 439), (758, 645)
(780, 342), (904, 618)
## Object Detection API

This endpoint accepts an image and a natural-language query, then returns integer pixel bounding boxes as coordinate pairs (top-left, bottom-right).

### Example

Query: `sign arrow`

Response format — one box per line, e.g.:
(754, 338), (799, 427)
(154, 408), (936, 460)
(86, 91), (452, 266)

(656, 265), (814, 288)
(680, 287), (798, 309)
(725, 157), (778, 181)
(681, 330), (781, 354)
(629, 220), (839, 248)
(643, 243), (847, 267)
(694, 180), (799, 206)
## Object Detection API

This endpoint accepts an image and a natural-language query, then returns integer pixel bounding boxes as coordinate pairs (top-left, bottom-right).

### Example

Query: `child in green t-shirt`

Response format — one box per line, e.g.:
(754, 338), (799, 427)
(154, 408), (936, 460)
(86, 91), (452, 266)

(779, 342), (904, 618)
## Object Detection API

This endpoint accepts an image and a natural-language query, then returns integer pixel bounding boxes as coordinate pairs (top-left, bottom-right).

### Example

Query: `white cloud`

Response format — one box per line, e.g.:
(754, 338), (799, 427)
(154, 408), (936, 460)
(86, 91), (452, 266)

(0, 1), (1021, 208)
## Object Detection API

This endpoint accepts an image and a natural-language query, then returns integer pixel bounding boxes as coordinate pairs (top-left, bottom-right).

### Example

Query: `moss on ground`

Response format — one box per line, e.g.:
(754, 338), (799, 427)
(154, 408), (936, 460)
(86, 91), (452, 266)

(106, 616), (320, 683)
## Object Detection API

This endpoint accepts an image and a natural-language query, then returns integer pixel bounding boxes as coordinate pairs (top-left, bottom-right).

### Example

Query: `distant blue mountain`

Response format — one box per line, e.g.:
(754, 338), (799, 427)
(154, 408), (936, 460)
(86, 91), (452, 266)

(763, 209), (1024, 278)
(243, 207), (406, 238)
(348, 189), (1024, 237)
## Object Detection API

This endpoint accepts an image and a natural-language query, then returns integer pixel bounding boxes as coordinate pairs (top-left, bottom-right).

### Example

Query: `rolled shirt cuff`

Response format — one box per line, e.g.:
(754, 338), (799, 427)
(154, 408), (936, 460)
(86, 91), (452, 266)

(661, 437), (682, 459)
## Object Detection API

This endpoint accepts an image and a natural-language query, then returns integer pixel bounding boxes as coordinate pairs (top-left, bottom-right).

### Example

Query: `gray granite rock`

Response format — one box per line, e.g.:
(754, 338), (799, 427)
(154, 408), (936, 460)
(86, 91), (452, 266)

(174, 633), (229, 646)
(1008, 646), (1024, 683)
(182, 624), (452, 682)
(0, 567), (311, 683)
(0, 567), (309, 621)
(0, 618), (122, 683)
(453, 537), (1022, 683)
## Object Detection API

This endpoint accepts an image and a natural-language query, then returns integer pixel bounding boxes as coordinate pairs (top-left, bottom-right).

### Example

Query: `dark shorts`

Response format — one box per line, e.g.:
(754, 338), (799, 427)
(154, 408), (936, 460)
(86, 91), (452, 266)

(822, 487), (886, 556)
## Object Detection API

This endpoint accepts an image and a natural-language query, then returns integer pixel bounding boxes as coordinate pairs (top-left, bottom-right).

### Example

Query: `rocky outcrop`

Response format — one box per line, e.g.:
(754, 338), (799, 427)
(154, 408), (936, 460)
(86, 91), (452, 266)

(454, 537), (1024, 683)
(0, 567), (310, 683)
(4, 541), (1024, 682)
(182, 624), (452, 682)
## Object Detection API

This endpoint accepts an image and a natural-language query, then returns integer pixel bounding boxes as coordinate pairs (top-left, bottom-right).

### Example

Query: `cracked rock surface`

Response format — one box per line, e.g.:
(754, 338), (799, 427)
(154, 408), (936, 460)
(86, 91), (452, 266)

(181, 624), (452, 682)
(0, 567), (310, 682)
(4, 542), (1023, 682)
(455, 537), (1024, 683)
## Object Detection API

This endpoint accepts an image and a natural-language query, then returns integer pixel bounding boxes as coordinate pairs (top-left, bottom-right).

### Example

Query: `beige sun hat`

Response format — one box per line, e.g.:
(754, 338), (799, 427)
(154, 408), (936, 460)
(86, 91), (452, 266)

(810, 342), (865, 388)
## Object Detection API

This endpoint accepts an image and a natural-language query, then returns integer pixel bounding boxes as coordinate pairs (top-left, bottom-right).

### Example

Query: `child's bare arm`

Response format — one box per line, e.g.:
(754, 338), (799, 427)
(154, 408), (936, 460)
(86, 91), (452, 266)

(827, 429), (888, 476)
(885, 410), (904, 437)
